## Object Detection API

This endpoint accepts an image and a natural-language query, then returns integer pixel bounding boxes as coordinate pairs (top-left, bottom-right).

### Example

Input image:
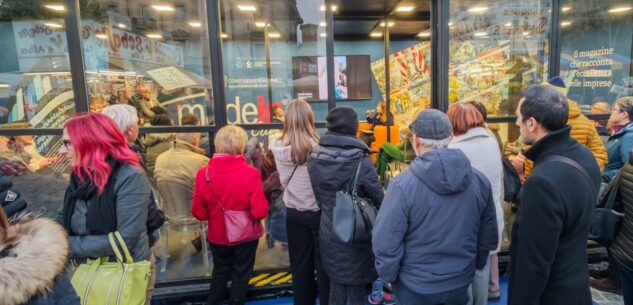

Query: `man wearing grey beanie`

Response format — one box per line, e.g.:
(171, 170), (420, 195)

(373, 109), (498, 305)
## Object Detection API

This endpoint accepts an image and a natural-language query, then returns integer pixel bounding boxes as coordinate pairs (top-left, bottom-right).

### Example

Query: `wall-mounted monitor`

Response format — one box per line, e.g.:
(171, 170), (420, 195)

(292, 55), (372, 101)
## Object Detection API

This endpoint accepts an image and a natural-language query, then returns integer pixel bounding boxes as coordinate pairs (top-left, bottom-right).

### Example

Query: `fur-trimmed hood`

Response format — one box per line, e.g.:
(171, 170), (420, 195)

(0, 218), (69, 305)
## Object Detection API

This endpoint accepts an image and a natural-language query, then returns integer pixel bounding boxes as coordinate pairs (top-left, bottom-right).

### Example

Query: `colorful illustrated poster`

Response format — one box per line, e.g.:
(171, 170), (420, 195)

(371, 42), (432, 128)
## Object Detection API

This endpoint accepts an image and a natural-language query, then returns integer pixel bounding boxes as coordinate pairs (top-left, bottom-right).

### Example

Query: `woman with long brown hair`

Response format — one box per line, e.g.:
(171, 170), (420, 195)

(270, 99), (329, 305)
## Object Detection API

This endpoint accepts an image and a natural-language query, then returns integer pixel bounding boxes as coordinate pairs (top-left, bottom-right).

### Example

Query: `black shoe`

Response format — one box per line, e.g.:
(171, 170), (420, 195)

(590, 269), (609, 279)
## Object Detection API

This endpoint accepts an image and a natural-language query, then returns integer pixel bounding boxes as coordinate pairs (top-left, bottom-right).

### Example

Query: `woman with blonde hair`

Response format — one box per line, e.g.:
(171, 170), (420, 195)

(192, 125), (268, 305)
(270, 99), (329, 305)
(365, 101), (394, 130)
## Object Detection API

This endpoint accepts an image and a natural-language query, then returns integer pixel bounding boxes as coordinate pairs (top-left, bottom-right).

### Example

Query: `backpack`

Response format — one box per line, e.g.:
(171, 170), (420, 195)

(502, 157), (522, 203)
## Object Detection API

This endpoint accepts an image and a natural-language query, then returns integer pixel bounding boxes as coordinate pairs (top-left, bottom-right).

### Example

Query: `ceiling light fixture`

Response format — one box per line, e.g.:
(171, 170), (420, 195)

(118, 23), (126, 29)
(44, 4), (65, 11)
(96, 33), (108, 39)
(147, 33), (163, 39)
(505, 22), (512, 27)
(255, 21), (267, 27)
(396, 5), (415, 12)
(473, 31), (487, 37)
(320, 21), (326, 27)
(562, 6), (571, 12)
(561, 21), (572, 27)
(522, 31), (530, 36)
(320, 5), (337, 11)
(221, 33), (228, 38)
(608, 6), (632, 13)
(44, 22), (63, 28)
(320, 33), (327, 37)
(188, 21), (202, 27)
(151, 4), (174, 11)
(417, 32), (431, 37)
(380, 21), (395, 27)
(0, 84), (10, 88)
(238, 5), (257, 11)
(370, 32), (383, 37)
(268, 32), (281, 38)
(468, 6), (488, 13)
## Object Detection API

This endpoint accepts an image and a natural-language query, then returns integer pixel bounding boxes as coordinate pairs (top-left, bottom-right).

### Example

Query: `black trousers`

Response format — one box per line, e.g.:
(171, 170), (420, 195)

(206, 240), (259, 305)
(287, 207), (330, 305)
(329, 281), (366, 305)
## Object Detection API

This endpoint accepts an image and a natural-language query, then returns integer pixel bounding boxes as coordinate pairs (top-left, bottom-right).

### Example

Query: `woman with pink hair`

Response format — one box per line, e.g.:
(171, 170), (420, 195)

(58, 112), (155, 304)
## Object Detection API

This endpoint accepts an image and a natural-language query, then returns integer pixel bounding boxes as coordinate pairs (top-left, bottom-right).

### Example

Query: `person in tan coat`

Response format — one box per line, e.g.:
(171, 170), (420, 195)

(523, 78), (607, 177)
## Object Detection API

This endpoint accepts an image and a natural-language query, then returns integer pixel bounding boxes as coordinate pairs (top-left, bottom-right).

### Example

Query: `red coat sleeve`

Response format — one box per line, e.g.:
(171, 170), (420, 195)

(249, 170), (269, 220)
(191, 169), (209, 221)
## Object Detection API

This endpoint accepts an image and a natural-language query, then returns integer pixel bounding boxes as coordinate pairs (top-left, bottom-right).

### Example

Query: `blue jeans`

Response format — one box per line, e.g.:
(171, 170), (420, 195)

(393, 280), (469, 305)
(468, 256), (491, 305)
(618, 262), (633, 305)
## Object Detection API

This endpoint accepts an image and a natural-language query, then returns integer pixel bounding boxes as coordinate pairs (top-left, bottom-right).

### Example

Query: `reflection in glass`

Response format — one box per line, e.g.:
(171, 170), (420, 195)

(449, 0), (551, 122)
(560, 0), (633, 113)
(220, 0), (328, 124)
(0, 1), (76, 127)
(79, 1), (214, 126)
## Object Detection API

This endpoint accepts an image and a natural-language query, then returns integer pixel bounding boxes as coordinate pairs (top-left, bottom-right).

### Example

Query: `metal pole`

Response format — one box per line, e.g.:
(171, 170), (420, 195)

(384, 18), (391, 142)
(207, 0), (227, 127)
(325, 0), (336, 110)
(64, 0), (89, 113)
(548, 0), (562, 79)
(433, 0), (450, 112)
(265, 25), (274, 123)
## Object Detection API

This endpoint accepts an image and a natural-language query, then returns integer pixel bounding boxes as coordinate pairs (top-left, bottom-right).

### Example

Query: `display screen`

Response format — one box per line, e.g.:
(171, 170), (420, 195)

(292, 55), (372, 101)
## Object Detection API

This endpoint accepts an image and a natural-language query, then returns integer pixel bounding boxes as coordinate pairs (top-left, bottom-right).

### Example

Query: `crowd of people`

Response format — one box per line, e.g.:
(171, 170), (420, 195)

(1, 78), (633, 305)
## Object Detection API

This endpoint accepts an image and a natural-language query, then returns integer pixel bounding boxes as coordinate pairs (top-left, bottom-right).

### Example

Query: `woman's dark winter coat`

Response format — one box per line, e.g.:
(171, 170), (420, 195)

(308, 132), (384, 285)
(508, 126), (601, 305)
(611, 151), (633, 270)
(0, 217), (80, 305)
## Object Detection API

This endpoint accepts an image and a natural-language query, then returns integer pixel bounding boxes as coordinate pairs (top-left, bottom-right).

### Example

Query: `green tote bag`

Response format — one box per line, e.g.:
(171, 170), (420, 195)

(71, 231), (152, 305)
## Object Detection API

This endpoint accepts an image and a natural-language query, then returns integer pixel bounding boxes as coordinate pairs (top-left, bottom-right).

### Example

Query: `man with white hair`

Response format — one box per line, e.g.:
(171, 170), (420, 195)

(101, 104), (140, 145)
(372, 109), (498, 305)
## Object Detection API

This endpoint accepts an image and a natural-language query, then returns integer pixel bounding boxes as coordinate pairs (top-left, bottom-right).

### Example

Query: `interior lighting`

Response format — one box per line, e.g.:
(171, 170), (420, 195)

(561, 21), (572, 27)
(320, 21), (326, 27)
(396, 5), (415, 12)
(151, 4), (174, 12)
(473, 32), (487, 37)
(44, 4), (65, 11)
(522, 31), (530, 36)
(320, 5), (337, 11)
(417, 32), (431, 37)
(380, 21), (395, 27)
(505, 22), (512, 27)
(221, 33), (228, 38)
(0, 84), (9, 88)
(188, 21), (202, 27)
(147, 33), (163, 39)
(255, 21), (267, 27)
(370, 32), (383, 37)
(44, 22), (63, 28)
(96, 33), (108, 39)
(562, 6), (571, 12)
(268, 32), (281, 38)
(608, 6), (632, 13)
(117, 23), (127, 29)
(238, 5), (257, 11)
(320, 33), (327, 37)
(468, 6), (488, 13)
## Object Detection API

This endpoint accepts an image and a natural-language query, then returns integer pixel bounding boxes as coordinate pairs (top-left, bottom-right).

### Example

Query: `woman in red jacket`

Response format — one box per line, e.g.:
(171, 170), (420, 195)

(191, 125), (268, 305)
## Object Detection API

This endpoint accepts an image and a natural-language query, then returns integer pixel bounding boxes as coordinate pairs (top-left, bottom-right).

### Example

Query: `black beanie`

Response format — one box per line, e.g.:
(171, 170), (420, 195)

(326, 106), (359, 136)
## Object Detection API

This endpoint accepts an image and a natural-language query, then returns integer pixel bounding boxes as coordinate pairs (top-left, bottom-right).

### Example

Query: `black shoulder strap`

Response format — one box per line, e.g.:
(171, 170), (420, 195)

(540, 155), (596, 198)
(286, 165), (299, 186)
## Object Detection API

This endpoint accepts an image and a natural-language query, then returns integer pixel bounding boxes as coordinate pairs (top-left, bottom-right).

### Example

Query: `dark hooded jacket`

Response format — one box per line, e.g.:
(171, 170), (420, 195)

(508, 126), (600, 305)
(372, 148), (498, 294)
(308, 132), (384, 285)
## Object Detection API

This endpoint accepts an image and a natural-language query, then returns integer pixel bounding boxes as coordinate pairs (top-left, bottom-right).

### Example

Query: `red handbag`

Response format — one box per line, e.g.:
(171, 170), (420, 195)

(205, 167), (263, 244)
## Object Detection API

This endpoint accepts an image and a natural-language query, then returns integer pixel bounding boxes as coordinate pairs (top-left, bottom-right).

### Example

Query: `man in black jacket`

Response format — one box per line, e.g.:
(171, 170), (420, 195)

(508, 85), (601, 305)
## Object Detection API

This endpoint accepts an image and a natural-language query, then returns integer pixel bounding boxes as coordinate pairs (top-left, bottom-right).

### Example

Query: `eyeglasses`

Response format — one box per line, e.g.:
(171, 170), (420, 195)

(62, 139), (72, 149)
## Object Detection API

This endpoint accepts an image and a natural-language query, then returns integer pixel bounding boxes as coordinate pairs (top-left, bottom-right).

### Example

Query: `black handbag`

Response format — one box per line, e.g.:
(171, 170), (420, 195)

(590, 171), (624, 247)
(502, 157), (522, 203)
(332, 158), (377, 245)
